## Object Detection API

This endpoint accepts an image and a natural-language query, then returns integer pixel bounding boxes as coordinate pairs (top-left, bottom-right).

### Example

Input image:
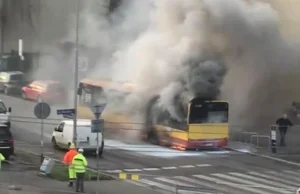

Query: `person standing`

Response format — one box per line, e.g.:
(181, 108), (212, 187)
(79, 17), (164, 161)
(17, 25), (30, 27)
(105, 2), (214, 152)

(63, 143), (78, 187)
(276, 114), (293, 146)
(72, 148), (88, 193)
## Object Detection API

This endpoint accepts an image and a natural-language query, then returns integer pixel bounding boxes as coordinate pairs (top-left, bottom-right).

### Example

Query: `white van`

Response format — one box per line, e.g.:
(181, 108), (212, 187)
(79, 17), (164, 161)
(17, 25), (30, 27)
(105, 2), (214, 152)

(51, 119), (104, 156)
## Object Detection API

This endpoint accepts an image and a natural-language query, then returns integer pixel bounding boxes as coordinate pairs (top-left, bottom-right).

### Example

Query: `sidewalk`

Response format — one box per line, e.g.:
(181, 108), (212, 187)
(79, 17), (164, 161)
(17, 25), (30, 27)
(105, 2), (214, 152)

(0, 150), (162, 194)
(227, 141), (300, 164)
(0, 170), (161, 194)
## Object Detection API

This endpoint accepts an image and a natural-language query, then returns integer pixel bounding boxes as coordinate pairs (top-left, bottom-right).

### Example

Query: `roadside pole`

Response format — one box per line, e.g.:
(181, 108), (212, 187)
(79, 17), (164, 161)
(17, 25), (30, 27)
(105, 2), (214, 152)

(73, 0), (80, 147)
(91, 104), (106, 194)
(96, 126), (99, 190)
(40, 118), (44, 162)
(34, 103), (51, 163)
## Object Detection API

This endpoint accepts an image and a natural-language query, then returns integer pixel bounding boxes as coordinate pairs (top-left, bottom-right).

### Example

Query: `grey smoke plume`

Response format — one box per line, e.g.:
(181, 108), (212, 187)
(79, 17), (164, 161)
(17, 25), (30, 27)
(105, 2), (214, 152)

(73, 0), (229, 122)
(203, 0), (300, 128)
(61, 0), (300, 127)
(10, 0), (300, 129)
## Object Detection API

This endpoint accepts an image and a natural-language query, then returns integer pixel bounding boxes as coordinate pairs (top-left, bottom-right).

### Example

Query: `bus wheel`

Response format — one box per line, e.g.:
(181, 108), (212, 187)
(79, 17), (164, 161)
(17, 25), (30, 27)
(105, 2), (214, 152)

(148, 130), (159, 145)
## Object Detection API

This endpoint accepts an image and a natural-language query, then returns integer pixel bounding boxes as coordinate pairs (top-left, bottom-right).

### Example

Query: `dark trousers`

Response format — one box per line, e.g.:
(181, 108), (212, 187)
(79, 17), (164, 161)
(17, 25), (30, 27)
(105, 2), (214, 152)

(75, 172), (85, 192)
(279, 128), (287, 146)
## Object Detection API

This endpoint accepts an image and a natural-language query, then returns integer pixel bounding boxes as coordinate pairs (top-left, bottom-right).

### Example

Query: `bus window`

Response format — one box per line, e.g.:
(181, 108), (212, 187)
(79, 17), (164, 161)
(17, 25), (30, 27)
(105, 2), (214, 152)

(188, 102), (228, 124)
(206, 102), (228, 123)
(189, 103), (207, 124)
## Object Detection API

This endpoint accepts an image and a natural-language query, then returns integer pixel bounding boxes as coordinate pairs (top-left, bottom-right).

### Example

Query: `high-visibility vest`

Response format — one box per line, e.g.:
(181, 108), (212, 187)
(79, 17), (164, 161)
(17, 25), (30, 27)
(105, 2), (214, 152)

(72, 153), (88, 173)
(63, 150), (78, 165)
(0, 153), (5, 170)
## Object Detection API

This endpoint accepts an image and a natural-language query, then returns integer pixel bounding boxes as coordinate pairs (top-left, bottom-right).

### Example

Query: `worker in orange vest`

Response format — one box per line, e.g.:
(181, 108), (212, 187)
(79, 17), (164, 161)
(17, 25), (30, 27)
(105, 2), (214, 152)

(63, 143), (78, 187)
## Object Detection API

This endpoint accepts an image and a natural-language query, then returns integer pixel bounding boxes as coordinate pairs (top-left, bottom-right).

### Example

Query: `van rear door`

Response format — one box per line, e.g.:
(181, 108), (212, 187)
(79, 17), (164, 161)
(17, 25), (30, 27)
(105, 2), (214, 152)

(77, 125), (102, 148)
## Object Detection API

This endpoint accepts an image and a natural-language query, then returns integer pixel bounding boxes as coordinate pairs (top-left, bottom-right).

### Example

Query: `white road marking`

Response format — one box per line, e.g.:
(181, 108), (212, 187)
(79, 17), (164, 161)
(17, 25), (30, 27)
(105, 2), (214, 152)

(139, 179), (175, 192)
(175, 176), (240, 194)
(123, 169), (143, 172)
(143, 168), (160, 171)
(196, 164), (212, 167)
(194, 174), (273, 194)
(155, 177), (195, 187)
(212, 173), (290, 194)
(102, 164), (210, 173)
(266, 170), (300, 183)
(229, 172), (294, 190)
(179, 165), (195, 168)
(103, 170), (122, 173)
(161, 166), (177, 170)
(205, 151), (231, 154)
(283, 170), (300, 178)
(248, 171), (299, 187)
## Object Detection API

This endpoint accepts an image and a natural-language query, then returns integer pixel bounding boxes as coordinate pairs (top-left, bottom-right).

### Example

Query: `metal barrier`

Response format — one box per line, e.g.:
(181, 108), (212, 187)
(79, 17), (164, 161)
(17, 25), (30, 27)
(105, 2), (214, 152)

(250, 135), (270, 149)
(239, 131), (258, 143)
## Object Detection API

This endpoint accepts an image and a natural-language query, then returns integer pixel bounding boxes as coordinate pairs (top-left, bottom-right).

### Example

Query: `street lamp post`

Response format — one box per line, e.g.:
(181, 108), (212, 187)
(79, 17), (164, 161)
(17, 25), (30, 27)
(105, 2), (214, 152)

(73, 0), (80, 147)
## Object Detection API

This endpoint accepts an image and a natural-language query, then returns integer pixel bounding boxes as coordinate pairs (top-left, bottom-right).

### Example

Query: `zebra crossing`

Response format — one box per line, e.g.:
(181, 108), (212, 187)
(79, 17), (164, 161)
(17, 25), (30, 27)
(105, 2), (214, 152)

(135, 169), (300, 194)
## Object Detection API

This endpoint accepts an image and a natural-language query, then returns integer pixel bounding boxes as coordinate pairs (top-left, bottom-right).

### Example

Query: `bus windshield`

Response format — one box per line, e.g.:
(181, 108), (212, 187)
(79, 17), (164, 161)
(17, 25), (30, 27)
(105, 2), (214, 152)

(189, 101), (228, 124)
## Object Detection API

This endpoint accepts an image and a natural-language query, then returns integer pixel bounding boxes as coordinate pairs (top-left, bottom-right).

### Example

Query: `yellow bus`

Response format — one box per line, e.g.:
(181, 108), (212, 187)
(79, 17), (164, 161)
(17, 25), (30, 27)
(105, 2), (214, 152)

(77, 78), (229, 150)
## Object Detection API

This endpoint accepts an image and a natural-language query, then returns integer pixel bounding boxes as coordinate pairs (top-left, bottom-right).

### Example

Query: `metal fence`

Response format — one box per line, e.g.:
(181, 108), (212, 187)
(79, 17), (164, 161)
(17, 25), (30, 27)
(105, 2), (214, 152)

(232, 124), (300, 154)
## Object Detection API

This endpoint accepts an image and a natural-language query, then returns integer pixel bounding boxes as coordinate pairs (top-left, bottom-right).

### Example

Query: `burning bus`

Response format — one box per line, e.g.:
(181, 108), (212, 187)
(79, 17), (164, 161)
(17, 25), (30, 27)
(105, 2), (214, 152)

(77, 78), (229, 150)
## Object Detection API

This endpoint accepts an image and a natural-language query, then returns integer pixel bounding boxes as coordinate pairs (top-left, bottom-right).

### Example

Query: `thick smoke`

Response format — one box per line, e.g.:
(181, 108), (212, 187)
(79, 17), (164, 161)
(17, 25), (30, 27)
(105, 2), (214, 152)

(203, 0), (300, 129)
(10, 0), (300, 130)
(73, 0), (229, 122)
(60, 0), (300, 128)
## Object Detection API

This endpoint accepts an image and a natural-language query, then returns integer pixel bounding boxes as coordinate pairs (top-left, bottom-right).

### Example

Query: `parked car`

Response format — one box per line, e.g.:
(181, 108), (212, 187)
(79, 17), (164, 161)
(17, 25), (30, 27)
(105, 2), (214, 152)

(0, 100), (11, 129)
(0, 124), (14, 159)
(21, 80), (67, 103)
(52, 119), (104, 156)
(0, 71), (26, 95)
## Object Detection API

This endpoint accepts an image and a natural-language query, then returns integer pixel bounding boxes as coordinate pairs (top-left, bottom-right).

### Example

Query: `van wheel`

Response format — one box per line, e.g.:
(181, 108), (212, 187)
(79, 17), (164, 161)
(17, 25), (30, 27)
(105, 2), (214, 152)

(67, 142), (71, 149)
(97, 141), (104, 157)
(52, 137), (58, 149)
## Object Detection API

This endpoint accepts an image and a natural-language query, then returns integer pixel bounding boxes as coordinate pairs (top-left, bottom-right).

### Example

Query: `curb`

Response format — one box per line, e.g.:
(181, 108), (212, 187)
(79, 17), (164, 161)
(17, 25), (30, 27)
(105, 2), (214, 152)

(224, 146), (300, 167)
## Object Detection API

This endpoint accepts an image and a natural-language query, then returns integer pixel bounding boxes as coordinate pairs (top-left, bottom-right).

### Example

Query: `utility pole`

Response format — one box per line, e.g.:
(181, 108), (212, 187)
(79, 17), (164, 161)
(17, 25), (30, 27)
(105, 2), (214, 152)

(73, 0), (80, 146)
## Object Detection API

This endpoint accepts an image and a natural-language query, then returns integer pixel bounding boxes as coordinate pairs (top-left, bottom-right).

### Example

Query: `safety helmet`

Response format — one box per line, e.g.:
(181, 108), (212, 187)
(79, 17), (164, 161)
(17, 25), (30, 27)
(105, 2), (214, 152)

(78, 148), (84, 153)
(69, 143), (75, 149)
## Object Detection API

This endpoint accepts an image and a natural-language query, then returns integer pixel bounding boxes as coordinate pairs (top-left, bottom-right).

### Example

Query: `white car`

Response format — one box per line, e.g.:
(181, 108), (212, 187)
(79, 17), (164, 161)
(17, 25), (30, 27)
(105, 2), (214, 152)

(51, 119), (104, 156)
(0, 100), (11, 128)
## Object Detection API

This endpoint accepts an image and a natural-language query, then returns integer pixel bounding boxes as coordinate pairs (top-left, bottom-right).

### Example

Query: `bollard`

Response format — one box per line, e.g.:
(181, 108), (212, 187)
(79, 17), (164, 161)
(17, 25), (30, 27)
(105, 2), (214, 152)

(270, 125), (277, 154)
(40, 154), (44, 164)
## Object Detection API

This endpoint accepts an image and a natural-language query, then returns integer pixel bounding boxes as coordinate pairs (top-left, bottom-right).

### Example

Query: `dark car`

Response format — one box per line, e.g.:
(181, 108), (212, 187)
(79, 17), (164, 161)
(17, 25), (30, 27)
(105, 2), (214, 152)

(0, 71), (26, 95)
(0, 125), (14, 159)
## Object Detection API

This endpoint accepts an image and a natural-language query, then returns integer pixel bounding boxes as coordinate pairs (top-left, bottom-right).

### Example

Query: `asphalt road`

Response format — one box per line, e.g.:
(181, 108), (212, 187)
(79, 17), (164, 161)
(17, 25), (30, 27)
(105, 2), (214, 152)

(2, 94), (300, 194)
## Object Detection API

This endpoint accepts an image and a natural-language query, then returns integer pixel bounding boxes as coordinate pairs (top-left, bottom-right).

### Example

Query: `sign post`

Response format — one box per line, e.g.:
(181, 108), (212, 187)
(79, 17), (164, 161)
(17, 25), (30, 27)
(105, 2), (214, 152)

(270, 125), (277, 154)
(91, 104), (106, 193)
(18, 39), (24, 60)
(34, 103), (51, 163)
